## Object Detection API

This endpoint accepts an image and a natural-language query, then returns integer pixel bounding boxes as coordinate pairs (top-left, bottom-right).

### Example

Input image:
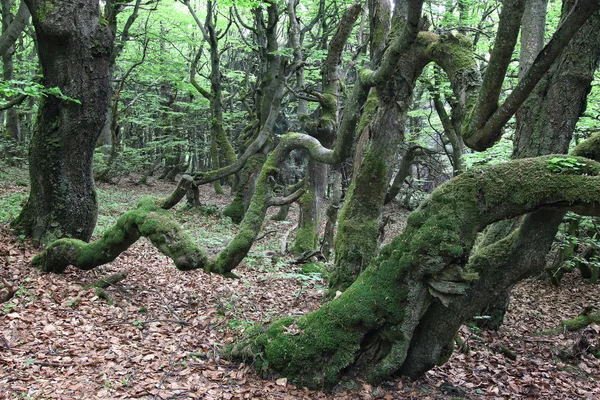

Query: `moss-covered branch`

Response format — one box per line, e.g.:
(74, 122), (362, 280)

(33, 197), (212, 274)
(226, 155), (600, 388)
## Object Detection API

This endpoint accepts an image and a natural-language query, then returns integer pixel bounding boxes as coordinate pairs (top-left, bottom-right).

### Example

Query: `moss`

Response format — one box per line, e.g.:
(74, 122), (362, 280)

(226, 154), (267, 223)
(294, 222), (318, 255)
(34, 196), (212, 274)
(227, 156), (600, 387)
(358, 68), (375, 85)
(294, 190), (318, 255)
(330, 150), (388, 293)
(223, 196), (245, 223)
(301, 262), (327, 275)
(213, 152), (274, 274)
(426, 32), (476, 72)
(573, 134), (600, 161)
(356, 90), (379, 134)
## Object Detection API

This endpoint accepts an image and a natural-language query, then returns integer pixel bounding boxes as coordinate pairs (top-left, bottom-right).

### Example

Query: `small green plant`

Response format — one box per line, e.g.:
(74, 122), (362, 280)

(138, 306), (148, 313)
(132, 320), (144, 329)
(546, 157), (587, 173)
(66, 297), (80, 308)
(13, 393), (36, 400)
(301, 262), (329, 278)
(3, 301), (17, 313)
(0, 192), (28, 223)
(201, 204), (219, 216)
(227, 319), (254, 331)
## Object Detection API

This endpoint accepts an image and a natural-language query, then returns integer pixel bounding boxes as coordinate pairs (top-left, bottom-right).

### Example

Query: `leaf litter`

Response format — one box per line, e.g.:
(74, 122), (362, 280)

(0, 178), (599, 399)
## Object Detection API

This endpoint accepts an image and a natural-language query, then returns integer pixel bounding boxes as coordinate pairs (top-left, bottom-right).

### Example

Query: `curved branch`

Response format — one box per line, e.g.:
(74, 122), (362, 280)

(226, 153), (600, 388)
(0, 93), (27, 111)
(268, 188), (305, 207)
(33, 197), (212, 274)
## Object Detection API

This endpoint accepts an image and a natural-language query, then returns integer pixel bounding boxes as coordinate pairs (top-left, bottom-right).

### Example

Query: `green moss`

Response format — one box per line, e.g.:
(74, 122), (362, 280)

(34, 196), (212, 274)
(330, 150), (388, 293)
(213, 153), (273, 274)
(294, 222), (318, 255)
(227, 156), (600, 387)
(358, 68), (374, 85)
(301, 262), (327, 275)
(573, 134), (600, 161)
(426, 32), (476, 72)
(294, 190), (318, 255)
(223, 196), (245, 223)
(356, 90), (379, 134)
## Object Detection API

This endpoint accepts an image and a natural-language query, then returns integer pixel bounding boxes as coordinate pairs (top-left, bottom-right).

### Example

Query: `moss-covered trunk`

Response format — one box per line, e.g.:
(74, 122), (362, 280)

(293, 159), (326, 255)
(227, 155), (600, 388)
(223, 154), (266, 223)
(12, 0), (113, 244)
(469, 7), (600, 328)
(329, 56), (424, 294)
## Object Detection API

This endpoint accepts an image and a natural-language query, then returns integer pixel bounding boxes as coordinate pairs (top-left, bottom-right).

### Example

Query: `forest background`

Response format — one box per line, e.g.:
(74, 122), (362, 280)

(0, 0), (600, 398)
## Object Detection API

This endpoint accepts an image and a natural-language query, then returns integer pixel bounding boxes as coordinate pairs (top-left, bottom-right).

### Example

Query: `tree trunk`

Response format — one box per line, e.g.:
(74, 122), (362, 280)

(227, 154), (600, 388)
(403, 8), (600, 369)
(2, 0), (21, 148)
(12, 0), (113, 244)
(473, 4), (600, 329)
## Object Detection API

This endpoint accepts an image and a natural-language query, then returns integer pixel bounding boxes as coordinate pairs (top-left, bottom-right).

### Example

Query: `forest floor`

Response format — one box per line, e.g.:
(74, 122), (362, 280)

(0, 169), (599, 400)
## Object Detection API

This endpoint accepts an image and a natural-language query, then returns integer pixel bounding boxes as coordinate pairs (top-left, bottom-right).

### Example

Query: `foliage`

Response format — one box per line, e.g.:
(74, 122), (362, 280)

(546, 157), (587, 174)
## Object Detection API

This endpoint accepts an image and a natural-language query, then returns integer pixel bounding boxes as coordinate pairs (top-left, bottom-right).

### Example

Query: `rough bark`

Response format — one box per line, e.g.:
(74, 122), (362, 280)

(12, 0), (113, 244)
(294, 2), (362, 255)
(478, 3), (600, 328)
(463, 0), (599, 150)
(321, 170), (342, 259)
(227, 154), (600, 388)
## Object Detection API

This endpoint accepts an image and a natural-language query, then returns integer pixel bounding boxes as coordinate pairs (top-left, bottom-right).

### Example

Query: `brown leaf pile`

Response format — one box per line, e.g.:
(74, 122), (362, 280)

(1, 180), (599, 399)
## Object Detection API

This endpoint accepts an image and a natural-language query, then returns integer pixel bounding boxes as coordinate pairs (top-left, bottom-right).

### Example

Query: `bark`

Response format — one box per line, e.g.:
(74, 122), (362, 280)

(95, 1), (145, 182)
(330, 29), (479, 293)
(401, 119), (600, 378)
(466, 0), (550, 330)
(221, 0), (280, 220)
(2, 0), (21, 146)
(294, 2), (362, 255)
(384, 146), (432, 204)
(463, 0), (599, 150)
(33, 196), (213, 275)
(187, 0), (237, 189)
(474, 4), (600, 329)
(0, 0), (28, 57)
(12, 0), (113, 244)
(227, 154), (600, 388)
(223, 154), (265, 223)
(321, 170), (342, 259)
